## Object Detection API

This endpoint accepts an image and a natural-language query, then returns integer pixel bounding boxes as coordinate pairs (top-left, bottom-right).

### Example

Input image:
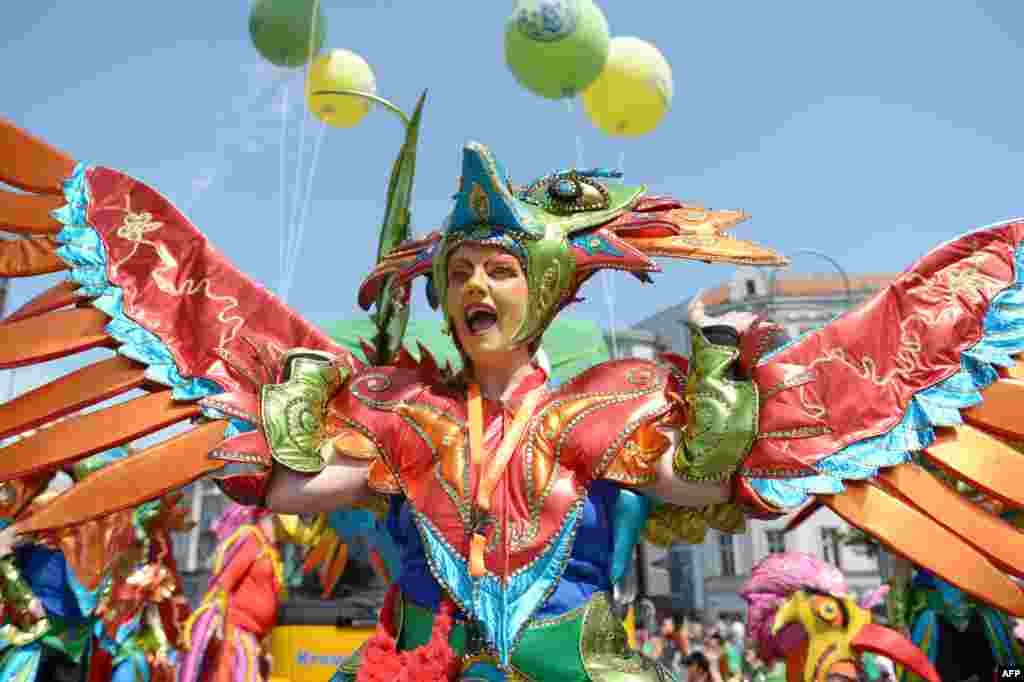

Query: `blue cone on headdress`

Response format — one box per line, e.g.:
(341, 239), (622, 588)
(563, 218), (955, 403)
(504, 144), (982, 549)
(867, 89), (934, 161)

(448, 142), (544, 238)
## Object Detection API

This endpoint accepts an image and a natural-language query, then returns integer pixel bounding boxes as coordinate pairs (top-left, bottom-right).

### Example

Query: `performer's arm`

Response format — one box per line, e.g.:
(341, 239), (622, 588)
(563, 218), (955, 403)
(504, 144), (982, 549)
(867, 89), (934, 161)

(642, 436), (731, 507)
(641, 298), (759, 507)
(265, 444), (373, 513)
(248, 350), (386, 514)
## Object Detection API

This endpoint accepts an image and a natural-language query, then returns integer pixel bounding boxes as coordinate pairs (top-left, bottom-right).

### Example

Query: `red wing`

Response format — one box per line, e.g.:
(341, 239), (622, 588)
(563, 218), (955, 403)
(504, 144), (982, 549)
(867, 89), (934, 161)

(746, 221), (1024, 615)
(0, 118), (344, 529)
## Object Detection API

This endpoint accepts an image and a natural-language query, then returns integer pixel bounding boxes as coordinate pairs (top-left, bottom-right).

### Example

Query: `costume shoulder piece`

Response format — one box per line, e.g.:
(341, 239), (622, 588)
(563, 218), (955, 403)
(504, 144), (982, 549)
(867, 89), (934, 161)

(214, 346), (449, 505)
(538, 356), (682, 487)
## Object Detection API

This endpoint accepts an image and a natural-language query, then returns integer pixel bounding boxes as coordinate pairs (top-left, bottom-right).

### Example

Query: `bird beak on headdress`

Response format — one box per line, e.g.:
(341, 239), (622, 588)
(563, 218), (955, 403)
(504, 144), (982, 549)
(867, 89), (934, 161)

(358, 143), (790, 330)
(596, 196), (789, 268)
(772, 590), (939, 682)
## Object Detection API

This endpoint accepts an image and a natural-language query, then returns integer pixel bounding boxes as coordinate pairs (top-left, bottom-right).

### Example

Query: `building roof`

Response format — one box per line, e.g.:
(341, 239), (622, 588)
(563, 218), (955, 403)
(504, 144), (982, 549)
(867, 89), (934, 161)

(697, 273), (897, 304)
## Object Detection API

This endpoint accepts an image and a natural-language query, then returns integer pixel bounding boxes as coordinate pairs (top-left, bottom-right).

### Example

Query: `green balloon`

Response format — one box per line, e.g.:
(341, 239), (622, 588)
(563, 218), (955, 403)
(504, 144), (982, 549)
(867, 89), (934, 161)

(504, 0), (610, 100)
(249, 0), (327, 69)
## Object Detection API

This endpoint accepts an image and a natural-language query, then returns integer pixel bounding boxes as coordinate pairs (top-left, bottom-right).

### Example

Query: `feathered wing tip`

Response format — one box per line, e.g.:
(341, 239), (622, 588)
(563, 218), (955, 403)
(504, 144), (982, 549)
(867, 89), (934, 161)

(0, 118), (77, 195)
(741, 552), (848, 663)
(0, 119), (75, 283)
(0, 119), (348, 533)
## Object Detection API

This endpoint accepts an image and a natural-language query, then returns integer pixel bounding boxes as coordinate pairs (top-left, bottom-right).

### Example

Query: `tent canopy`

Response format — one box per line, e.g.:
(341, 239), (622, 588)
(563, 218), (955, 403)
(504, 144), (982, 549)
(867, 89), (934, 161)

(319, 317), (611, 385)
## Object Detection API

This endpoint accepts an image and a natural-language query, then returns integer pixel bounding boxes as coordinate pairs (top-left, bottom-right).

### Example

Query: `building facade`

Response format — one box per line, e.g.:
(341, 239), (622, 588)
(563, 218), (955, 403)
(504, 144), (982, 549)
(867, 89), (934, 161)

(627, 266), (898, 621)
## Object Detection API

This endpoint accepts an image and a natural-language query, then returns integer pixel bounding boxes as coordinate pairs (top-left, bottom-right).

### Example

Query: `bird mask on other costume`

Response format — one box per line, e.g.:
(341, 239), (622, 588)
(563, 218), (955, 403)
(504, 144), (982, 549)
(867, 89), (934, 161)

(742, 552), (939, 682)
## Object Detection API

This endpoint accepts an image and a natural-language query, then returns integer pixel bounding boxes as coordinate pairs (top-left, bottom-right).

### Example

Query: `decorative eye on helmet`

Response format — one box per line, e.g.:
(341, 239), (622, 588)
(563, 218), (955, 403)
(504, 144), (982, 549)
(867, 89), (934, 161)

(518, 171), (611, 215)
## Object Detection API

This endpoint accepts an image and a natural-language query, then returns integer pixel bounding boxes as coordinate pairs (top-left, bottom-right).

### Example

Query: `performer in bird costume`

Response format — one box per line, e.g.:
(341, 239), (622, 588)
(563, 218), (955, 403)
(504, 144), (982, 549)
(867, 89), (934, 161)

(784, 469), (1024, 681)
(2, 82), (1024, 681)
(87, 490), (192, 682)
(740, 552), (939, 682)
(885, 502), (1024, 682)
(179, 503), (285, 682)
(0, 443), (190, 682)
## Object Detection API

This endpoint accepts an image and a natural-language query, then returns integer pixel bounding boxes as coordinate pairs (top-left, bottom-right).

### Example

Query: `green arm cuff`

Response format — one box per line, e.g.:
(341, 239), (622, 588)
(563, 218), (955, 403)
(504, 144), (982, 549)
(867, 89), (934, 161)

(674, 326), (759, 482)
(261, 350), (348, 474)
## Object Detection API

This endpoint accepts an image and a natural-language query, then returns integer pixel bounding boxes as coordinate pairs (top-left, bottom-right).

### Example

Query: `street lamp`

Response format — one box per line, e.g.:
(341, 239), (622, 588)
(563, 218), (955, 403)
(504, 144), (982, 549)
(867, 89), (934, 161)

(766, 248), (855, 314)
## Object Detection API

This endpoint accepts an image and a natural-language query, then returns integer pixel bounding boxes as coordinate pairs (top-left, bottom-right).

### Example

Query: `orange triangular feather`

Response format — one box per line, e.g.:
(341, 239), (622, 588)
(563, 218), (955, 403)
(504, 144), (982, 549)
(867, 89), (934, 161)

(0, 391), (199, 481)
(3, 280), (83, 324)
(0, 308), (112, 369)
(16, 421), (228, 532)
(0, 236), (68, 277)
(0, 355), (146, 440)
(0, 190), (64, 235)
(0, 118), (78, 195)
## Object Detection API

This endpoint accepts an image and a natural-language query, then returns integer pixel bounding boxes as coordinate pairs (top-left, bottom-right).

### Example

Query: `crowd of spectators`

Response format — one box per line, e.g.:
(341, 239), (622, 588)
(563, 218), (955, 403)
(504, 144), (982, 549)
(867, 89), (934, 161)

(634, 611), (899, 682)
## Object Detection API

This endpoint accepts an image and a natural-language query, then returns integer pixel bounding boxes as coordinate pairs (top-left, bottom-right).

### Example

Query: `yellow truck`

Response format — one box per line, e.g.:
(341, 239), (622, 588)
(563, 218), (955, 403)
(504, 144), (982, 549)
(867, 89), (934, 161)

(268, 598), (637, 682)
(268, 592), (380, 682)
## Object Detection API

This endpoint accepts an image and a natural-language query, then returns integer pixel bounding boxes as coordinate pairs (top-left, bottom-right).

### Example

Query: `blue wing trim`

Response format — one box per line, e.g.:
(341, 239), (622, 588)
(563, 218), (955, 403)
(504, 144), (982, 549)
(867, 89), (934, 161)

(751, 238), (1024, 509)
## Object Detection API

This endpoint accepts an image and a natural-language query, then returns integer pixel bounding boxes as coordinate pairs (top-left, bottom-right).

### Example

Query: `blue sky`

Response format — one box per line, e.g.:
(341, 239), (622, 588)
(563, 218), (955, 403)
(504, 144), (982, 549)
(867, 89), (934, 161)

(4, 0), (1023, 353)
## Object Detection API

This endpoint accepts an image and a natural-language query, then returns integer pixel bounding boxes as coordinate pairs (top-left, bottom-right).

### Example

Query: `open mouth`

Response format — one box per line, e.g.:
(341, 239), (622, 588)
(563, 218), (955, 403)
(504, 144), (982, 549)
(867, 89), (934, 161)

(465, 304), (498, 335)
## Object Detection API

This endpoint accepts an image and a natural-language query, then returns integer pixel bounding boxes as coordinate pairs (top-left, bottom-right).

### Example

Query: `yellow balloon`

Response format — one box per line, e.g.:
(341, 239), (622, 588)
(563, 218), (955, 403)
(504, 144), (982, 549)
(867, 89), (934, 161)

(306, 49), (377, 128)
(582, 37), (674, 138)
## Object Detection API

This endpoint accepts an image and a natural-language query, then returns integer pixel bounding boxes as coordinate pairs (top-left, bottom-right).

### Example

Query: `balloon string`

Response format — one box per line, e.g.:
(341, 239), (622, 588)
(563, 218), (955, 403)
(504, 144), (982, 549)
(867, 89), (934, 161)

(277, 81), (291, 293)
(282, 123), (327, 304)
(564, 95), (622, 359)
(281, 2), (322, 303)
(284, 89), (309, 302)
(603, 151), (625, 358)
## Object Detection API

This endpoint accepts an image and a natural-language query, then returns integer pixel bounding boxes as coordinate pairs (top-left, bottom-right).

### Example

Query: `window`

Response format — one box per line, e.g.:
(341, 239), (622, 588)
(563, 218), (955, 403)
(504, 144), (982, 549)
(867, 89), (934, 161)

(765, 530), (786, 554)
(631, 344), (654, 360)
(821, 527), (843, 569)
(745, 279), (757, 296)
(718, 533), (736, 577)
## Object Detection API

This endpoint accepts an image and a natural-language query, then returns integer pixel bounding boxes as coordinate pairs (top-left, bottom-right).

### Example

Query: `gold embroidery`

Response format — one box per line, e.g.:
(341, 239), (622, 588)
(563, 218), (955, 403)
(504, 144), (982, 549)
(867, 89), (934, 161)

(469, 183), (490, 222)
(795, 246), (1008, 420)
(110, 195), (244, 347)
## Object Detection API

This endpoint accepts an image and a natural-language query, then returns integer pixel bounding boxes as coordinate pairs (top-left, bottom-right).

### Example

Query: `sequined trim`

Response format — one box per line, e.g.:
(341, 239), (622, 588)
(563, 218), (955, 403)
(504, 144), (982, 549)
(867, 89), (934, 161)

(349, 372), (407, 409)
(761, 369), (816, 401)
(757, 425), (832, 439)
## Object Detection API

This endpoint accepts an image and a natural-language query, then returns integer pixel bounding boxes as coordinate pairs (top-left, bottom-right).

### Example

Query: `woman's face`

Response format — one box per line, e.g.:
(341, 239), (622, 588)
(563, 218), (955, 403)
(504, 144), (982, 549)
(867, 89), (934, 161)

(446, 242), (529, 364)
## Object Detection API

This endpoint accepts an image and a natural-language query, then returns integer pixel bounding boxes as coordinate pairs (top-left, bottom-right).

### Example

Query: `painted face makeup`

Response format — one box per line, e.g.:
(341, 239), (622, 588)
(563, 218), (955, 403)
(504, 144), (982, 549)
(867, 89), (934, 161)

(446, 242), (529, 363)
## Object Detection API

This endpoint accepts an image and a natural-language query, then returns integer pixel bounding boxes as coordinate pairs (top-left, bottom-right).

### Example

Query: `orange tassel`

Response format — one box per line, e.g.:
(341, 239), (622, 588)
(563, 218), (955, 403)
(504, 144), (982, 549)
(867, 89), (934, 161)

(469, 533), (487, 578)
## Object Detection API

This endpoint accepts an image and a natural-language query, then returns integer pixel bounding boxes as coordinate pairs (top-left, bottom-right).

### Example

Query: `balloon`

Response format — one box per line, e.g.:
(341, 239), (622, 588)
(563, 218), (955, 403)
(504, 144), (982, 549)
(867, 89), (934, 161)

(504, 0), (610, 100)
(582, 37), (674, 137)
(306, 49), (377, 128)
(249, 0), (327, 69)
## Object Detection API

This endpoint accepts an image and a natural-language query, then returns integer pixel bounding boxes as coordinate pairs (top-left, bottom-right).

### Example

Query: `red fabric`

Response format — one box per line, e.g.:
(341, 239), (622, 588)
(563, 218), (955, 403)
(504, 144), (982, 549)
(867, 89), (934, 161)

(213, 526), (280, 637)
(356, 592), (459, 682)
(747, 222), (1024, 479)
(84, 167), (343, 395)
(329, 357), (678, 576)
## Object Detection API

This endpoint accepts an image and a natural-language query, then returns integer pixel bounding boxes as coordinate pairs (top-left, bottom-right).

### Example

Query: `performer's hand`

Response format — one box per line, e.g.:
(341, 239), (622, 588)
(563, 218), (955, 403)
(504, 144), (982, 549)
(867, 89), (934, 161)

(688, 291), (758, 334)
